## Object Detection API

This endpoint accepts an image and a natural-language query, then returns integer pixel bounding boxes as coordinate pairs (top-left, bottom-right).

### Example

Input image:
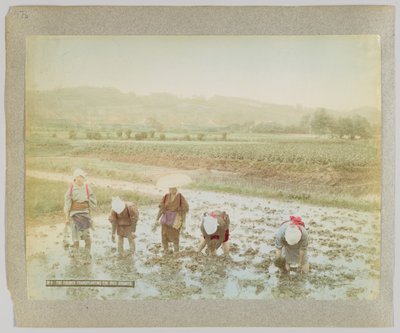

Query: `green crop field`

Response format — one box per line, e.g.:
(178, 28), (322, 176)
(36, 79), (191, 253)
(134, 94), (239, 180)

(26, 129), (381, 211)
(73, 139), (379, 169)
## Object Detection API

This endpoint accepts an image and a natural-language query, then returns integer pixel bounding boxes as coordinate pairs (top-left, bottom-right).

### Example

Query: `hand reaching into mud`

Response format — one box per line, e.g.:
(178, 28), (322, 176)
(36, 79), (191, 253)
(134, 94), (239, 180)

(274, 256), (286, 269)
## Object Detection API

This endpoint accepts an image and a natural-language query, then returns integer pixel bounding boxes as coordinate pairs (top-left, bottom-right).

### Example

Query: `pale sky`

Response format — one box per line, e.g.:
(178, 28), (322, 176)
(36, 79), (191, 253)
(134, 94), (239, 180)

(26, 35), (381, 111)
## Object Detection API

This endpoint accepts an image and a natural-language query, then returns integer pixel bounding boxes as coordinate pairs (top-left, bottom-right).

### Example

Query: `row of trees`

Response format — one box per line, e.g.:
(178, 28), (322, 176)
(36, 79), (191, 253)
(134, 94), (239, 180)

(116, 130), (156, 140)
(69, 129), (228, 141)
(303, 109), (374, 139)
(66, 109), (374, 141)
(227, 109), (375, 139)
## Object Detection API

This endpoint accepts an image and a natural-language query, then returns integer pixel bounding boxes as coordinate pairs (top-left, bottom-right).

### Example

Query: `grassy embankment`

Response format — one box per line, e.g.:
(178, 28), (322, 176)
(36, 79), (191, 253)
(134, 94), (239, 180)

(26, 176), (157, 226)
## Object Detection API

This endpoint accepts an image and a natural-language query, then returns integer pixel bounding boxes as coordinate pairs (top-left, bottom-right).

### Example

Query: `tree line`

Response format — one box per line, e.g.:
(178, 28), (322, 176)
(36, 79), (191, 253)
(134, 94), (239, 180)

(66, 109), (375, 141)
(226, 109), (376, 139)
(69, 129), (229, 142)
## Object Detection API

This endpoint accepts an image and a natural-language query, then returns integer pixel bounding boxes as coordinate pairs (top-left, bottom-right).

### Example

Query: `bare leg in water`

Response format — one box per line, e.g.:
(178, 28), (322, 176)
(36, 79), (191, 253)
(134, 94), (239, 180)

(197, 239), (206, 253)
(128, 234), (136, 255)
(222, 242), (230, 256)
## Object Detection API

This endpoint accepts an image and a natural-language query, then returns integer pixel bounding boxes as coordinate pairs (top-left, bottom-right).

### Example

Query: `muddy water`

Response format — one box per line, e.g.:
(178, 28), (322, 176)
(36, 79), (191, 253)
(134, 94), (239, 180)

(26, 184), (380, 300)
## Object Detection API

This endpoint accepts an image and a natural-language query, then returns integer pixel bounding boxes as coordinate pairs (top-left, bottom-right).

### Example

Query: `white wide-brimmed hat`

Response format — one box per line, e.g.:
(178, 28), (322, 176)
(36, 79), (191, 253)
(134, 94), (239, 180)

(285, 225), (302, 245)
(203, 215), (218, 235)
(112, 196), (126, 214)
(156, 173), (192, 189)
(73, 168), (86, 180)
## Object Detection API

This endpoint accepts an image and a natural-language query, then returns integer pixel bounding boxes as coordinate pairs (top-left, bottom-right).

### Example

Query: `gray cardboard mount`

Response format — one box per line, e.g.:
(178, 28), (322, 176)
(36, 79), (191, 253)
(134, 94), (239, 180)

(5, 6), (395, 327)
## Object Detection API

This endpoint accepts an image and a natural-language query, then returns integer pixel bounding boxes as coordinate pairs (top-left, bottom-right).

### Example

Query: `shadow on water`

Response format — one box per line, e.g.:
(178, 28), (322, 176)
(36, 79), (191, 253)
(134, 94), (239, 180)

(62, 249), (97, 300)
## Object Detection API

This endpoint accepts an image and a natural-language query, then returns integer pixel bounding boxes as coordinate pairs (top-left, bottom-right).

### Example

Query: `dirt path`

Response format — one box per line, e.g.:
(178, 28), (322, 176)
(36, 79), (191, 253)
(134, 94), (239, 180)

(27, 169), (163, 196)
(26, 170), (380, 300)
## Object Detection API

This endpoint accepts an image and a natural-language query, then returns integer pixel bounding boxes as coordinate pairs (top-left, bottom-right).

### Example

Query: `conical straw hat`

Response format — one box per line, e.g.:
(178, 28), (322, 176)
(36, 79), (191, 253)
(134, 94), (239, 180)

(156, 174), (192, 189)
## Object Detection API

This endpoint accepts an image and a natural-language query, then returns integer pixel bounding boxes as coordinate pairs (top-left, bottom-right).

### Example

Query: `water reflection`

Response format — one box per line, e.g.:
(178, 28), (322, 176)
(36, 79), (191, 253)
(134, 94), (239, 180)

(271, 272), (310, 299)
(156, 256), (186, 299)
(199, 256), (229, 298)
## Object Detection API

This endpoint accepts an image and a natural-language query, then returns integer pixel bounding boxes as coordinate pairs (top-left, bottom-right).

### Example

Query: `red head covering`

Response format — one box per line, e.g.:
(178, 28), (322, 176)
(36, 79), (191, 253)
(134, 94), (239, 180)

(289, 216), (305, 230)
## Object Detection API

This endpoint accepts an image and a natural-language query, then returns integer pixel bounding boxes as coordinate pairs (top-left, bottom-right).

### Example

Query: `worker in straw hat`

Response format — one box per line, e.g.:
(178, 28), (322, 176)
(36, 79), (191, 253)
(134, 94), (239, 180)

(198, 211), (230, 256)
(154, 174), (190, 254)
(108, 196), (139, 256)
(63, 168), (97, 256)
(274, 216), (309, 274)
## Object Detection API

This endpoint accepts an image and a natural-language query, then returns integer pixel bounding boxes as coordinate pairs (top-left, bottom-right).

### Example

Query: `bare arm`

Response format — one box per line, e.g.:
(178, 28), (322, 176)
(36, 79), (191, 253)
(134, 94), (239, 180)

(152, 198), (166, 232)
(156, 195), (167, 221)
(156, 209), (163, 221)
(197, 239), (207, 252)
(108, 211), (117, 237)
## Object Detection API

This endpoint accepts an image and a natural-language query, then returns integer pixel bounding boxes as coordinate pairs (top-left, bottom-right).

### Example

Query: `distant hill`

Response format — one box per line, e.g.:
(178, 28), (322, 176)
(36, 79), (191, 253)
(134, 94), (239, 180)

(26, 87), (380, 130)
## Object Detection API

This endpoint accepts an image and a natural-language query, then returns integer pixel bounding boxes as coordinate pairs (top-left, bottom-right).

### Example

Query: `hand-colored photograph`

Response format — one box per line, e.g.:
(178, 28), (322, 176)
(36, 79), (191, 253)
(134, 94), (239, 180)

(25, 35), (381, 300)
